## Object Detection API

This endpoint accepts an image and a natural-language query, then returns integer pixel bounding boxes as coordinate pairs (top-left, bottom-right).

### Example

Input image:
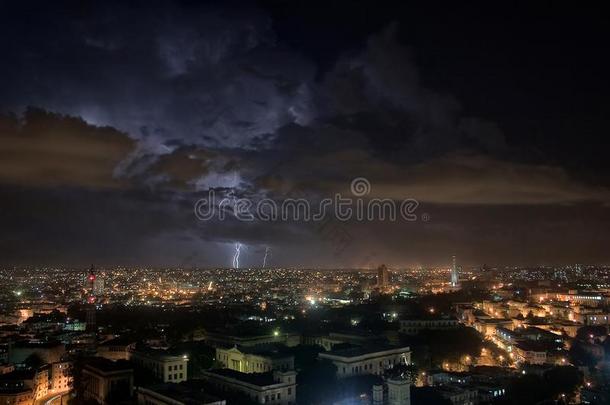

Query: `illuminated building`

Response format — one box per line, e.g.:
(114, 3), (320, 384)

(513, 342), (547, 365)
(86, 266), (97, 334)
(377, 264), (390, 287)
(0, 368), (48, 402)
(450, 255), (459, 288)
(215, 346), (294, 373)
(555, 291), (607, 306)
(0, 388), (32, 405)
(473, 317), (512, 337)
(570, 308), (610, 325)
(93, 278), (105, 296)
(50, 361), (72, 393)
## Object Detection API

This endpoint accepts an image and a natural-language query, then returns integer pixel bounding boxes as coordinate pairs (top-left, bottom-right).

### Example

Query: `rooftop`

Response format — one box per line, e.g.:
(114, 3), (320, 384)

(235, 344), (292, 359)
(131, 347), (187, 361)
(99, 336), (134, 347)
(401, 315), (458, 321)
(140, 383), (223, 405)
(205, 369), (281, 387)
(83, 357), (133, 373)
(13, 340), (63, 348)
(0, 369), (36, 381)
(322, 343), (409, 359)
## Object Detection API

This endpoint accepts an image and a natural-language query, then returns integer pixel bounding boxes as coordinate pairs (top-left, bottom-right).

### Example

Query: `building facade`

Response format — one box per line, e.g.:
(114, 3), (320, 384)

(319, 345), (411, 378)
(82, 358), (134, 405)
(216, 346), (294, 373)
(399, 318), (460, 335)
(200, 369), (296, 405)
(129, 350), (188, 383)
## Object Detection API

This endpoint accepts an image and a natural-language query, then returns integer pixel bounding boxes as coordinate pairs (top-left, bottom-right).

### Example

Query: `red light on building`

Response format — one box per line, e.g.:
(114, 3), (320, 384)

(88, 296), (95, 304)
(88, 274), (96, 282)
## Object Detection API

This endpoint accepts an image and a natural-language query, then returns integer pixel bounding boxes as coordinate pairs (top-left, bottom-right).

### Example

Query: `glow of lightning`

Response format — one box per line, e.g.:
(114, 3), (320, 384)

(232, 243), (242, 268)
(262, 246), (271, 267)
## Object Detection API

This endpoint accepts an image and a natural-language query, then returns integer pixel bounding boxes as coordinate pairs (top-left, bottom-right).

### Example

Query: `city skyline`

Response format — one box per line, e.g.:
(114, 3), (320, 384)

(2, 3), (610, 404)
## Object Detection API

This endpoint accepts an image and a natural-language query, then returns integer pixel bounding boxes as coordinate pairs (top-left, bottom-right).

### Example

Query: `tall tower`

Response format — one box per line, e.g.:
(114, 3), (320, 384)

(86, 266), (97, 334)
(377, 264), (390, 287)
(451, 255), (459, 287)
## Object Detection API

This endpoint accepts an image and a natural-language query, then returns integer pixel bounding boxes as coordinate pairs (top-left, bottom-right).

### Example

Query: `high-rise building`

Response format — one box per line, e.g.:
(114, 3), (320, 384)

(450, 256), (459, 288)
(377, 264), (390, 287)
(86, 266), (97, 335)
(93, 278), (104, 295)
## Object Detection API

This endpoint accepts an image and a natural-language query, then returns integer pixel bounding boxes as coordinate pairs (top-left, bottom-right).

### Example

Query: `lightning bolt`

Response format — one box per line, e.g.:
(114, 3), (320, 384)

(262, 246), (271, 267)
(232, 243), (242, 268)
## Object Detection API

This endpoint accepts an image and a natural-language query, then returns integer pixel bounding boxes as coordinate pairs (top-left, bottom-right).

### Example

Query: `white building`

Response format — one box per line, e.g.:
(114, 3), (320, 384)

(216, 345), (294, 373)
(50, 361), (72, 393)
(200, 369), (296, 404)
(319, 345), (410, 378)
(129, 349), (188, 383)
(399, 318), (460, 335)
(513, 342), (547, 365)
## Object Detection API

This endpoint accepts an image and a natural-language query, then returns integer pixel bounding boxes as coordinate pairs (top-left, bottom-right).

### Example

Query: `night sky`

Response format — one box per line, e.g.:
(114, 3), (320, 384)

(1, 1), (610, 268)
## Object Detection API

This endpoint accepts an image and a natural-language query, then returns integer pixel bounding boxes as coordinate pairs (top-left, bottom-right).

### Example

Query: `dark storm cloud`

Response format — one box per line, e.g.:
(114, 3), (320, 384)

(1, 1), (609, 267)
(0, 1), (316, 153)
(143, 24), (610, 205)
(0, 108), (134, 188)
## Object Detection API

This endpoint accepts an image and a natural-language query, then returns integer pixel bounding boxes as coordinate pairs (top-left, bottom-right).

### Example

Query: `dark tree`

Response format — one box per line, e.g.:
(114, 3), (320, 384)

(544, 366), (583, 401)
